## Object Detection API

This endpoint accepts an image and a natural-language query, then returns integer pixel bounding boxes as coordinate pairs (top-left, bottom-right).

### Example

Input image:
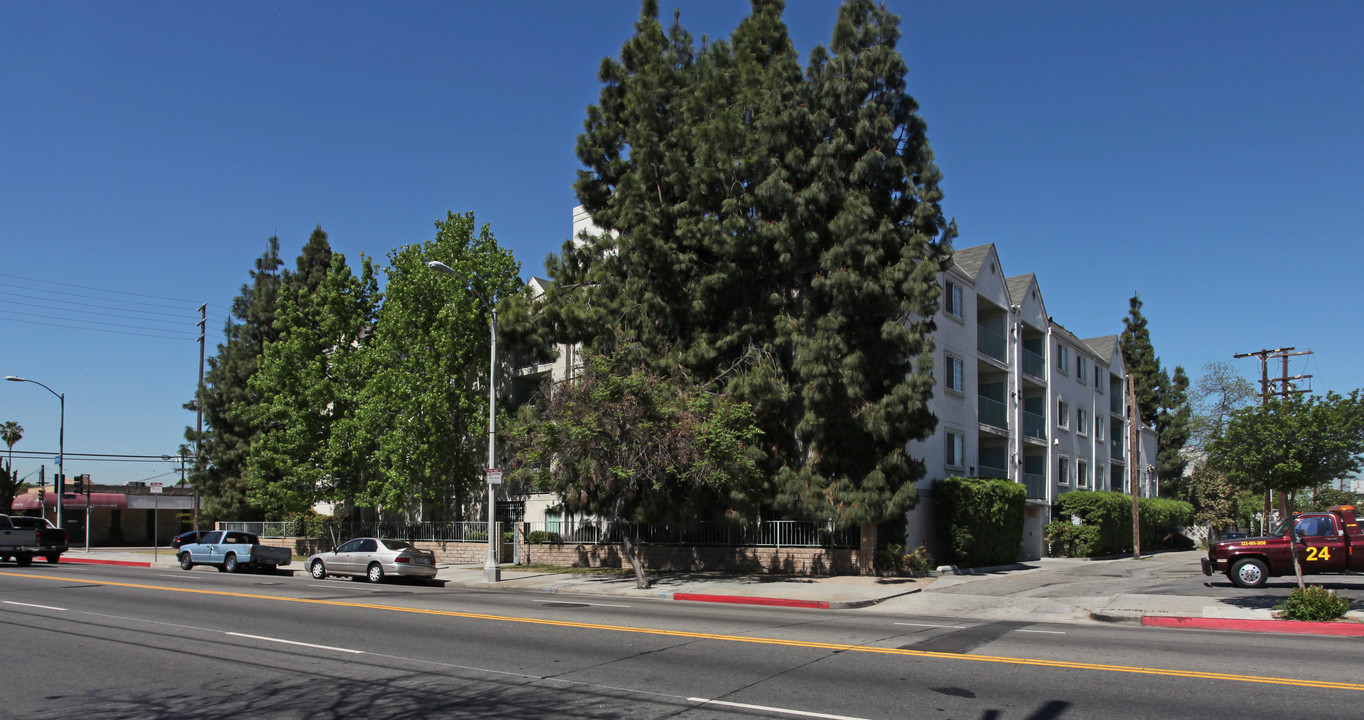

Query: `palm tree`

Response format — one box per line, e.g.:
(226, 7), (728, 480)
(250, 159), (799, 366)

(1, 421), (22, 483)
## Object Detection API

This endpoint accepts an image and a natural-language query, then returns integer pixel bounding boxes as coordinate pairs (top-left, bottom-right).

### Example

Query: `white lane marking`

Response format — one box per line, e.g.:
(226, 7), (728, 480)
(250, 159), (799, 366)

(226, 632), (363, 654)
(689, 697), (869, 720)
(1017, 629), (1066, 634)
(894, 622), (965, 629)
(3, 600), (66, 611)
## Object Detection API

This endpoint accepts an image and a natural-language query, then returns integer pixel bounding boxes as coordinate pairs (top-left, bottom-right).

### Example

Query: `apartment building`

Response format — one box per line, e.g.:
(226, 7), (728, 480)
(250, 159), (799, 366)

(904, 244), (1158, 560)
(512, 211), (1158, 560)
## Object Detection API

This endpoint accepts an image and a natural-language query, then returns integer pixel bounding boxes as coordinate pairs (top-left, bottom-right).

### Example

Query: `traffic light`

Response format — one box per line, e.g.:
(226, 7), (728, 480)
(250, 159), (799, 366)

(79, 474), (91, 493)
(72, 475), (83, 494)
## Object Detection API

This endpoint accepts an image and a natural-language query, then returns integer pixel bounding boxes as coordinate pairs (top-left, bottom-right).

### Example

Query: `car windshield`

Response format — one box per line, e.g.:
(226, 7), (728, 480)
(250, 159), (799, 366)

(380, 539), (414, 551)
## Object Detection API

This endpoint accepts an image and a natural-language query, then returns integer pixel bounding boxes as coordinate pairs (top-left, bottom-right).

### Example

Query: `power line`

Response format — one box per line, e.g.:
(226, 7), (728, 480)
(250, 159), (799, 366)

(0, 314), (199, 341)
(0, 272), (202, 305)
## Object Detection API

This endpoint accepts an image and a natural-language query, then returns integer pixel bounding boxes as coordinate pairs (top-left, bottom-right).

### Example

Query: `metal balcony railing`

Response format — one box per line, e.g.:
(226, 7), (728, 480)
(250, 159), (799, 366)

(978, 396), (1008, 430)
(1023, 410), (1047, 440)
(977, 325), (1006, 362)
(1021, 347), (1045, 379)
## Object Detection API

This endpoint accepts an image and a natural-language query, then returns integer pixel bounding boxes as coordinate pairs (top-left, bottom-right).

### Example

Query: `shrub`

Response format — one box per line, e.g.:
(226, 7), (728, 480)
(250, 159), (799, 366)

(874, 543), (936, 575)
(934, 476), (1026, 567)
(465, 531), (488, 542)
(502, 530), (515, 543)
(526, 530), (562, 545)
(1053, 491), (1194, 556)
(1276, 585), (1350, 622)
(1044, 521), (1100, 557)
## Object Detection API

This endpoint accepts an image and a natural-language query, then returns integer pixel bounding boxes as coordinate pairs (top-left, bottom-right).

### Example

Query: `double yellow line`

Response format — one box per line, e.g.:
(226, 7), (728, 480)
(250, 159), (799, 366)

(4, 570), (1360, 693)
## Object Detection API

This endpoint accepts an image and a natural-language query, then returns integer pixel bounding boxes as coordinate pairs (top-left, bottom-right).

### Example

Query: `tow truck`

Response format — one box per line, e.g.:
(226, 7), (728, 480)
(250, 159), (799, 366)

(1202, 505), (1364, 588)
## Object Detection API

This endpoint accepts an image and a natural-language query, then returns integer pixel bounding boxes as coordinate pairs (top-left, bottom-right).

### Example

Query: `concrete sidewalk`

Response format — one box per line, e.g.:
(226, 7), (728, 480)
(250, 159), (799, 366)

(47, 547), (1364, 636)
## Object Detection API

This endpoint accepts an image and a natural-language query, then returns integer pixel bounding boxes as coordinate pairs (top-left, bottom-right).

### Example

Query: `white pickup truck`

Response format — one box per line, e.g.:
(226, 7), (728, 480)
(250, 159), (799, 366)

(176, 530), (293, 573)
(0, 514), (42, 566)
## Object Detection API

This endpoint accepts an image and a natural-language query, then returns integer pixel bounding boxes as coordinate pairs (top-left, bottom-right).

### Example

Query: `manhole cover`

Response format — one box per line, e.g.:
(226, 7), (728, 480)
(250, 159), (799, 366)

(543, 602), (589, 608)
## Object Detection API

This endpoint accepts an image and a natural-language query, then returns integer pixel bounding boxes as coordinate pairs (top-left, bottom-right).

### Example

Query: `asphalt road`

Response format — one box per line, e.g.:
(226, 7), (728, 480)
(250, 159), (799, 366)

(2, 561), (1362, 719)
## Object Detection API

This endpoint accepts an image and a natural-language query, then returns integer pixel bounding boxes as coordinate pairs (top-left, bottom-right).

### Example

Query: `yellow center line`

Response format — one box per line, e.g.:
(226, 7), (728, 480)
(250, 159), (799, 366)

(4, 570), (1360, 692)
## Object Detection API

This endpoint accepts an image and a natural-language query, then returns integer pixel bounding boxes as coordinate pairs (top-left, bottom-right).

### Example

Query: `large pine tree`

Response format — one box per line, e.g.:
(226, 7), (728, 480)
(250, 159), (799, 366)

(1118, 293), (1193, 495)
(531, 0), (953, 566)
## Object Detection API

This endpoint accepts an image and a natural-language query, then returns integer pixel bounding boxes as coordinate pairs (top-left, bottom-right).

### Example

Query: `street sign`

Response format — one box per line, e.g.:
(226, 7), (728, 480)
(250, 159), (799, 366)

(150, 482), (163, 494)
(485, 468), (502, 485)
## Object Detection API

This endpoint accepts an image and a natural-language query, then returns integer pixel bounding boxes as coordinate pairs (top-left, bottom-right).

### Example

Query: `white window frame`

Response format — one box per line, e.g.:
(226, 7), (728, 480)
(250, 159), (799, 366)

(1097, 464), (1106, 491)
(945, 281), (963, 319)
(1058, 456), (1071, 486)
(1095, 366), (1104, 390)
(945, 353), (964, 393)
(1077, 408), (1088, 436)
(1078, 460), (1089, 488)
(1077, 356), (1087, 384)
(1057, 398), (1070, 429)
(1096, 416), (1105, 441)
(945, 431), (965, 470)
(1055, 343), (1069, 374)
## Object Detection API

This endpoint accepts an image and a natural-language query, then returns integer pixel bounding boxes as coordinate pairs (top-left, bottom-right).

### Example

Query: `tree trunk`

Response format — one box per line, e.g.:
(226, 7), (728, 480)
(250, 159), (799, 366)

(618, 523), (650, 589)
(859, 523), (876, 576)
(1279, 493), (1306, 590)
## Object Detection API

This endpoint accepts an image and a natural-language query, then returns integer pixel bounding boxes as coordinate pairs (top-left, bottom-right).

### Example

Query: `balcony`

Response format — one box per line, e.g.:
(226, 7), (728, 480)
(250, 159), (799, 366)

(979, 464), (1008, 480)
(1023, 473), (1047, 500)
(1021, 347), (1045, 380)
(979, 396), (1008, 430)
(977, 325), (1006, 363)
(1111, 439), (1124, 461)
(1022, 410), (1046, 441)
(1111, 394), (1123, 415)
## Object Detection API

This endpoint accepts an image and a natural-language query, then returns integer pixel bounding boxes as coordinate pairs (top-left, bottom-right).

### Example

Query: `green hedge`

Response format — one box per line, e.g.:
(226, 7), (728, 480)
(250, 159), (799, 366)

(1050, 491), (1194, 557)
(934, 476), (1026, 567)
(526, 530), (562, 545)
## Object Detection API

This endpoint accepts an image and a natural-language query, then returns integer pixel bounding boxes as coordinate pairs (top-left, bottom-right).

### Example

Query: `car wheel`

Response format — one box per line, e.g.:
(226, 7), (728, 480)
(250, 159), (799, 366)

(224, 553), (239, 573)
(1229, 558), (1268, 588)
(310, 560), (327, 579)
(16, 554), (32, 567)
(180, 553), (194, 571)
(366, 563), (384, 584)
(45, 554), (60, 564)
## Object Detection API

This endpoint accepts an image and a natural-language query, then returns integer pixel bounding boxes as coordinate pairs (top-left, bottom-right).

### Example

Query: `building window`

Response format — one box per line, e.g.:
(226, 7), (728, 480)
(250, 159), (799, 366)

(1097, 464), (1106, 491)
(1096, 416), (1105, 441)
(1077, 408), (1089, 435)
(1078, 460), (1090, 488)
(1057, 398), (1070, 429)
(1056, 343), (1069, 374)
(1058, 456), (1070, 486)
(945, 282), (963, 319)
(1095, 366), (1104, 389)
(1077, 356), (1087, 384)
(945, 354), (964, 393)
(946, 431), (964, 469)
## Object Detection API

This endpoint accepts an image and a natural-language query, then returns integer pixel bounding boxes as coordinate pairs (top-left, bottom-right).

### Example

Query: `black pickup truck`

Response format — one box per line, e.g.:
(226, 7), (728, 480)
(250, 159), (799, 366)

(7, 515), (69, 563)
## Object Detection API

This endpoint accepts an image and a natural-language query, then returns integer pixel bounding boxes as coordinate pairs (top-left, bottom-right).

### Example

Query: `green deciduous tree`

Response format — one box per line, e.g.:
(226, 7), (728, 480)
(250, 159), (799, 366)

(355, 212), (520, 517)
(245, 252), (380, 518)
(525, 0), (952, 572)
(1189, 361), (1258, 453)
(506, 346), (762, 588)
(1208, 391), (1364, 587)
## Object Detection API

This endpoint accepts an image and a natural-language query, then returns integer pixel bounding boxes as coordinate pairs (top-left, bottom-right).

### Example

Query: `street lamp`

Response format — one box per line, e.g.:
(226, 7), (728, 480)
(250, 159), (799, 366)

(6, 376), (64, 527)
(427, 260), (501, 582)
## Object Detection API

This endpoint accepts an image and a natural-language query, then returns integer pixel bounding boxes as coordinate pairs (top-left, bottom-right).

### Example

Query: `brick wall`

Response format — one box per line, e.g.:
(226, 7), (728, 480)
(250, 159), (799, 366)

(259, 536), (861, 576)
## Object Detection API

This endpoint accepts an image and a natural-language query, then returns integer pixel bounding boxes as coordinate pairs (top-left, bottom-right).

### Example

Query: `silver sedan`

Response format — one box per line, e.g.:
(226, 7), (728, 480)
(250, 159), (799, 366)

(306, 538), (438, 583)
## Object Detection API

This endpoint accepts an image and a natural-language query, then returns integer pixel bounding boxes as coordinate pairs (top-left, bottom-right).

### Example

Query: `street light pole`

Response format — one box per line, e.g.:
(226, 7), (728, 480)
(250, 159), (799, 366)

(427, 260), (501, 582)
(6, 376), (64, 528)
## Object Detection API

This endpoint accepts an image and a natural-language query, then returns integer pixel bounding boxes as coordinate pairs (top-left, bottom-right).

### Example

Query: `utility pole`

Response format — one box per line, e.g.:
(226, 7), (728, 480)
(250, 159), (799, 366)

(1128, 375), (1141, 559)
(1234, 347), (1313, 531)
(196, 303), (206, 532)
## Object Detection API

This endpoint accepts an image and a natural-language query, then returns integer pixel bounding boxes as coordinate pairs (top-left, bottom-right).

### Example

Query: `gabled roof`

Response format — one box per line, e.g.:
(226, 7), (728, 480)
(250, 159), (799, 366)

(1084, 335), (1119, 364)
(951, 244), (993, 280)
(1005, 273), (1036, 307)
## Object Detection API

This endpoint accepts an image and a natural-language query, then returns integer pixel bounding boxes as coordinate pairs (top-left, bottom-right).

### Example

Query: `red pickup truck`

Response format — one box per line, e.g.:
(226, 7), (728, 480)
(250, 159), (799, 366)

(1202, 505), (1364, 588)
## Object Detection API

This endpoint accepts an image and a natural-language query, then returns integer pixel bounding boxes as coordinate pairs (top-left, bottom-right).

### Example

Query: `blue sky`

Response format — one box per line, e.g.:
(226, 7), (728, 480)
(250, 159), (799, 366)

(2, 1), (1361, 487)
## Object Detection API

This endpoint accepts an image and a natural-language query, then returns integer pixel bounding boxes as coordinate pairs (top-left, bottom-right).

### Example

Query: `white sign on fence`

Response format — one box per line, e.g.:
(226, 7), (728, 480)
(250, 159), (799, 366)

(150, 482), (163, 494)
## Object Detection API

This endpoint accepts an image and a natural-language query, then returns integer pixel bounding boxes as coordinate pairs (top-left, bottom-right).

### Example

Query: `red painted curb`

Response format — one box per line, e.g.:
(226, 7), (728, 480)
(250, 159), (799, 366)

(673, 593), (829, 609)
(56, 557), (152, 568)
(1143, 615), (1364, 637)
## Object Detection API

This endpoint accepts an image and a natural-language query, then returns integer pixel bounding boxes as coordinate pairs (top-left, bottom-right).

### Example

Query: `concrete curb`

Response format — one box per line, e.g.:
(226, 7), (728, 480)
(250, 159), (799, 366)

(1141, 615), (1364, 637)
(58, 556), (151, 568)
